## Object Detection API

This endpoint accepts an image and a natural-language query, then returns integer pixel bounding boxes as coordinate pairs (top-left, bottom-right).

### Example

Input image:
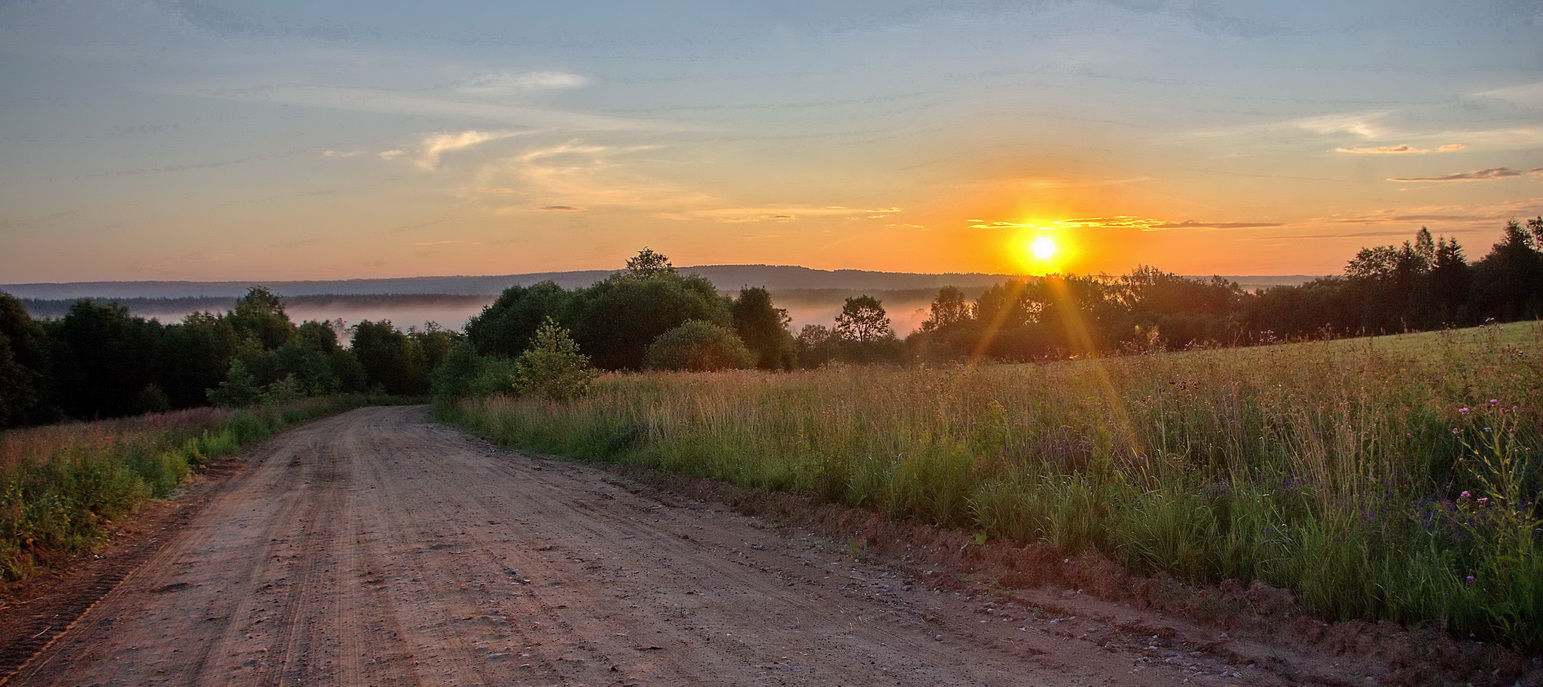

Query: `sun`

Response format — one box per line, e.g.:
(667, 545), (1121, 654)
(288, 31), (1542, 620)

(1030, 235), (1057, 261)
(1001, 221), (1073, 274)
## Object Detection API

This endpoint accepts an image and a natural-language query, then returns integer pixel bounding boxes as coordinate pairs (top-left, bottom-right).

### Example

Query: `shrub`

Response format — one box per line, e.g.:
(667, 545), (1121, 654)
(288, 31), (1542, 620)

(644, 320), (754, 372)
(512, 319), (597, 401)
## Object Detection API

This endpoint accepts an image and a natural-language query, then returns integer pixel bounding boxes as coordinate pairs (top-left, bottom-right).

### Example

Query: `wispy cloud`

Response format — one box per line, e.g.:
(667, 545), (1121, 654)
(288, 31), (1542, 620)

(414, 130), (522, 170)
(1200, 106), (1541, 152)
(474, 141), (716, 212)
(537, 205), (585, 211)
(322, 149), (367, 158)
(1387, 167), (1540, 182)
(1317, 198), (1543, 226)
(1251, 229), (1479, 241)
(1328, 214), (1496, 225)
(1469, 82), (1543, 108)
(1333, 144), (1450, 154)
(687, 206), (900, 223)
(969, 216), (1281, 231)
(189, 84), (673, 132)
(456, 71), (589, 95)
(1292, 111), (1394, 139)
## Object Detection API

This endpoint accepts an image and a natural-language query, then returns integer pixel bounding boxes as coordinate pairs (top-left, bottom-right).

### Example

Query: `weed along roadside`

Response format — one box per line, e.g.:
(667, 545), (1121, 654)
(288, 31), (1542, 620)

(439, 321), (1543, 654)
(0, 395), (404, 582)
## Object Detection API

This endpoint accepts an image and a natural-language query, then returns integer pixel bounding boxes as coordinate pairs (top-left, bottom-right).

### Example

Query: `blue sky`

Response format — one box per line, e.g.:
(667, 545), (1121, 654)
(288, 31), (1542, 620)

(2, 0), (1540, 281)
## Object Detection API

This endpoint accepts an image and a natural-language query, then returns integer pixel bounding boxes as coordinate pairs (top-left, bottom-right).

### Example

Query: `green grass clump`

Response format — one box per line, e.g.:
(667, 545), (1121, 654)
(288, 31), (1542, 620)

(0, 394), (401, 582)
(443, 321), (1543, 650)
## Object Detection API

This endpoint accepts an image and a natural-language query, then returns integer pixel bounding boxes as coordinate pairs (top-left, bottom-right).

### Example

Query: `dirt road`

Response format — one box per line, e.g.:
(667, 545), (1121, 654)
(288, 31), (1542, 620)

(8, 406), (1250, 686)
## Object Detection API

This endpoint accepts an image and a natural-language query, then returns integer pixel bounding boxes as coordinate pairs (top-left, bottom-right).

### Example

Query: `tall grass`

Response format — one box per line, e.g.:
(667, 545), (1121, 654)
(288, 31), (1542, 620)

(443, 322), (1543, 649)
(0, 395), (400, 582)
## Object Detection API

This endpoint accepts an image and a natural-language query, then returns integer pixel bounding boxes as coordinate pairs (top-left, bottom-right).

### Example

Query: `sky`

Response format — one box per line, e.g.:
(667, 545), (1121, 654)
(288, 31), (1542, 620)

(2, 0), (1540, 283)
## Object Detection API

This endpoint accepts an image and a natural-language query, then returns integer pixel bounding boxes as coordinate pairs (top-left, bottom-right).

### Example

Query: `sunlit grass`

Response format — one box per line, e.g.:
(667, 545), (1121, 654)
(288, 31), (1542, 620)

(444, 321), (1543, 649)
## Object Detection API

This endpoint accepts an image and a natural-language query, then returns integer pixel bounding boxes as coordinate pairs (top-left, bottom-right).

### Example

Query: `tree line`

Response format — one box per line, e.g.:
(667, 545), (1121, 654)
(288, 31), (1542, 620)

(903, 219), (1543, 362)
(0, 286), (456, 427)
(3, 218), (1539, 426)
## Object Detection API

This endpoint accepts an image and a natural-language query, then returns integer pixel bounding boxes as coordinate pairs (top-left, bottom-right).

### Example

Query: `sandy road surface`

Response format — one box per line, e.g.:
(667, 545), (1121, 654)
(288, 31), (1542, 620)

(9, 406), (1236, 686)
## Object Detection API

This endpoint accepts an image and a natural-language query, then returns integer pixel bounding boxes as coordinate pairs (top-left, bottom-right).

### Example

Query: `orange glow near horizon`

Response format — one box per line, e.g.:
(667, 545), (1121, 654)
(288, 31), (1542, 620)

(1004, 221), (1076, 275)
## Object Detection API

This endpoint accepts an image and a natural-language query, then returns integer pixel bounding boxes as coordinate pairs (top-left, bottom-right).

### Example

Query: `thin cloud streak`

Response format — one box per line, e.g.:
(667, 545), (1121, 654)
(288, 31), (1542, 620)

(1387, 167), (1538, 182)
(1331, 144), (1465, 154)
(688, 206), (901, 223)
(188, 84), (678, 132)
(455, 71), (589, 95)
(970, 216), (1283, 232)
(414, 130), (523, 170)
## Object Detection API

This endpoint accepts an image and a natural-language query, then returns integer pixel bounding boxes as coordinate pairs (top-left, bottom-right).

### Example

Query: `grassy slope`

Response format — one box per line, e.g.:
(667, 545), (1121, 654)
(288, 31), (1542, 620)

(0, 395), (403, 582)
(444, 322), (1543, 650)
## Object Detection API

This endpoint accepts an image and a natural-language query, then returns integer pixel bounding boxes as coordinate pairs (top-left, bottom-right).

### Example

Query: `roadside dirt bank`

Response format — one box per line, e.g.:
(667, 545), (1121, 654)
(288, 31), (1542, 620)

(1, 406), (1536, 685)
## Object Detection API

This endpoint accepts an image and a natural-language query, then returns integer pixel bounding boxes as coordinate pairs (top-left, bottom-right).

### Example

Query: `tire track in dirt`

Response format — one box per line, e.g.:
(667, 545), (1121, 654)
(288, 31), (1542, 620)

(8, 406), (1246, 686)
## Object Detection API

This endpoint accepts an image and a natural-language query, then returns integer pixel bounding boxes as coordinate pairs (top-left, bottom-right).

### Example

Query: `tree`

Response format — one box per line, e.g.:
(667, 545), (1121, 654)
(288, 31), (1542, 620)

(208, 359), (262, 407)
(431, 341), (484, 400)
(625, 247), (675, 279)
(1424, 236), (1471, 325)
(730, 286), (796, 370)
(133, 383), (171, 414)
(512, 318), (597, 401)
(464, 281), (570, 357)
(794, 324), (836, 368)
(0, 291), (55, 426)
(1345, 245), (1400, 281)
(49, 300), (159, 418)
(350, 320), (428, 395)
(158, 312), (238, 408)
(569, 261), (732, 370)
(832, 295), (902, 364)
(972, 280), (1038, 331)
(1413, 227), (1436, 271)
(644, 320), (755, 371)
(1471, 219), (1543, 320)
(834, 295), (891, 343)
(227, 286), (295, 350)
(919, 286), (972, 333)
(409, 323), (461, 374)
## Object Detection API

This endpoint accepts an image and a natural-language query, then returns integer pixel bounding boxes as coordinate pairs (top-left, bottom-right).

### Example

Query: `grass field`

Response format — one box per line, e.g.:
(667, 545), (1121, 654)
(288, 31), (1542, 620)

(0, 395), (402, 582)
(444, 321), (1543, 650)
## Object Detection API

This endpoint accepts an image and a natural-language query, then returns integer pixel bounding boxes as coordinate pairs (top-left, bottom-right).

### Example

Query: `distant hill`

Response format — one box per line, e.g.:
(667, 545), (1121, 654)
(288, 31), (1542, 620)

(0, 265), (1320, 300)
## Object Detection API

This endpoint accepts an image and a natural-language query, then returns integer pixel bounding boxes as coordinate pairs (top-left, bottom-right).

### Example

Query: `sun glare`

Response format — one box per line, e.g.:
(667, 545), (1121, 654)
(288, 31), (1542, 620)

(1030, 236), (1057, 261)
(999, 221), (1074, 274)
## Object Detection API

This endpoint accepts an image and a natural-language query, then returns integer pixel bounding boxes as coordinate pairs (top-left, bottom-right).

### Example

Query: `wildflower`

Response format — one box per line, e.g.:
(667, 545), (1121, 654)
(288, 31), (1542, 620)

(1451, 428), (1461, 434)
(1477, 497), (1489, 505)
(1466, 575), (1476, 583)
(1458, 407), (1471, 415)
(1460, 491), (1471, 499)
(1489, 399), (1499, 405)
